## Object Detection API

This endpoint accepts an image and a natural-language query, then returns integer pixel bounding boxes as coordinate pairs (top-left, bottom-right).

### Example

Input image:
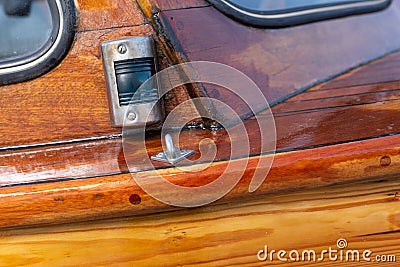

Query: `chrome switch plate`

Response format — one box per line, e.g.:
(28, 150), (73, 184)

(101, 37), (164, 127)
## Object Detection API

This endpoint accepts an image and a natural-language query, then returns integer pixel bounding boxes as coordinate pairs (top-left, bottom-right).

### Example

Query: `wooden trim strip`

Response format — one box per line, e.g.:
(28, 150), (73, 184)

(0, 134), (398, 228)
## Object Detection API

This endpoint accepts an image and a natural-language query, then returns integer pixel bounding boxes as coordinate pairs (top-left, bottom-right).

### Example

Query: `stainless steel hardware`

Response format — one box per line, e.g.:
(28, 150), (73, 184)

(101, 37), (164, 127)
(151, 134), (195, 164)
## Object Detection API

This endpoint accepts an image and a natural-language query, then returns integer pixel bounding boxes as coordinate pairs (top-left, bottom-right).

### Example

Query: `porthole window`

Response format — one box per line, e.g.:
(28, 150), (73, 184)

(207, 0), (392, 27)
(0, 0), (76, 85)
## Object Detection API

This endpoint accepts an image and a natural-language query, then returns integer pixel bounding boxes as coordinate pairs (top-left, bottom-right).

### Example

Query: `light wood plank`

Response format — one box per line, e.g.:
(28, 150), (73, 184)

(0, 178), (398, 266)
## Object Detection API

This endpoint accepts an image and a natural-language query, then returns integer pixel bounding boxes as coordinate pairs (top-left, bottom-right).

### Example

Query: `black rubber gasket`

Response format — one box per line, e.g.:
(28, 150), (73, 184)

(207, 0), (392, 28)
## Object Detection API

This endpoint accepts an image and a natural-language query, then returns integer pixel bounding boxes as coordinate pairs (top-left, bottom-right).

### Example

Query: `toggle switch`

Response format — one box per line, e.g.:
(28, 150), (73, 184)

(101, 37), (164, 127)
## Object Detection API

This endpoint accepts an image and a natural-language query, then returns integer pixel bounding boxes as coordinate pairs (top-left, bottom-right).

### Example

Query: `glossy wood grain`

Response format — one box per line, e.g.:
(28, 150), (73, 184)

(0, 177), (398, 266)
(0, 139), (125, 186)
(2, 85), (400, 186)
(153, 1), (400, 119)
(0, 133), (398, 228)
(1, 48), (400, 199)
(317, 50), (400, 90)
(0, 0), (153, 148)
(0, 0), (399, 230)
(78, 0), (146, 31)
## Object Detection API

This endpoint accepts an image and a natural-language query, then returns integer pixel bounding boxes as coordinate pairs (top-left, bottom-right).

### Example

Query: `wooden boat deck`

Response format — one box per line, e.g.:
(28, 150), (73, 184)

(0, 0), (399, 266)
(1, 41), (399, 229)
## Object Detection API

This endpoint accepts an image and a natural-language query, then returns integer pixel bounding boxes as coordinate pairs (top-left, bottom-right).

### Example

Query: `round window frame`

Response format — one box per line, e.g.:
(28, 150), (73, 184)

(0, 0), (77, 85)
(207, 0), (392, 28)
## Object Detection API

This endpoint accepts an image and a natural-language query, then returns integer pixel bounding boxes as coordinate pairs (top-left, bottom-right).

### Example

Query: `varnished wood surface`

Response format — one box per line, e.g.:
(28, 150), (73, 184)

(2, 48), (400, 186)
(0, 44), (399, 227)
(0, 1), (398, 265)
(154, 1), (400, 119)
(0, 0), (398, 149)
(0, 0), (151, 147)
(317, 51), (400, 90)
(78, 0), (146, 31)
(0, 177), (398, 266)
(0, 0), (399, 230)
(0, 133), (398, 228)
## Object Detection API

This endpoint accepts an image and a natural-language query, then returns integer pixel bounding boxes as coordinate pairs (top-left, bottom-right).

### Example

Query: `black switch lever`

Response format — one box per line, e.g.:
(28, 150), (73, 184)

(114, 57), (156, 106)
(101, 37), (164, 128)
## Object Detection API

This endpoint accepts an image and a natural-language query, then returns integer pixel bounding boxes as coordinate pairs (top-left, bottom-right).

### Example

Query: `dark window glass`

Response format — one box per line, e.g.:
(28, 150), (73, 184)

(0, 0), (76, 85)
(0, 0), (53, 62)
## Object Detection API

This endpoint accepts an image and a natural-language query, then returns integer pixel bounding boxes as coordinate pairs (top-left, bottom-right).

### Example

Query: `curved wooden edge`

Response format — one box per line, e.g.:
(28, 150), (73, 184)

(0, 134), (398, 228)
(0, 176), (398, 266)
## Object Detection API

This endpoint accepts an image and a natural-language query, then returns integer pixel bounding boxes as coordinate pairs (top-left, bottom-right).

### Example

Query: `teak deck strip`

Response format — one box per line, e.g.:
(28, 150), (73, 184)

(0, 176), (398, 266)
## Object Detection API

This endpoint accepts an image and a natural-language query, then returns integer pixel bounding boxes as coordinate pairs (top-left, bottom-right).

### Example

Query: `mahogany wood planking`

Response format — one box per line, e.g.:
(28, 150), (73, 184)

(317, 51), (400, 90)
(2, 94), (400, 186)
(153, 1), (400, 118)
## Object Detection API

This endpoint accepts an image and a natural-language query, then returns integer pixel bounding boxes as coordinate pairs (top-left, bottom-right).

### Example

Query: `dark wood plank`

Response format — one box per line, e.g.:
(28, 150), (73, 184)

(156, 2), (400, 120)
(274, 100), (400, 150)
(319, 52), (400, 90)
(289, 80), (400, 102)
(1, 95), (399, 187)
(273, 89), (400, 114)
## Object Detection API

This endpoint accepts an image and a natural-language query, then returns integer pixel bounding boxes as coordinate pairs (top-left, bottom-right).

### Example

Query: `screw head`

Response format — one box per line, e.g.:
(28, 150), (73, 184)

(127, 112), (136, 121)
(117, 44), (127, 54)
